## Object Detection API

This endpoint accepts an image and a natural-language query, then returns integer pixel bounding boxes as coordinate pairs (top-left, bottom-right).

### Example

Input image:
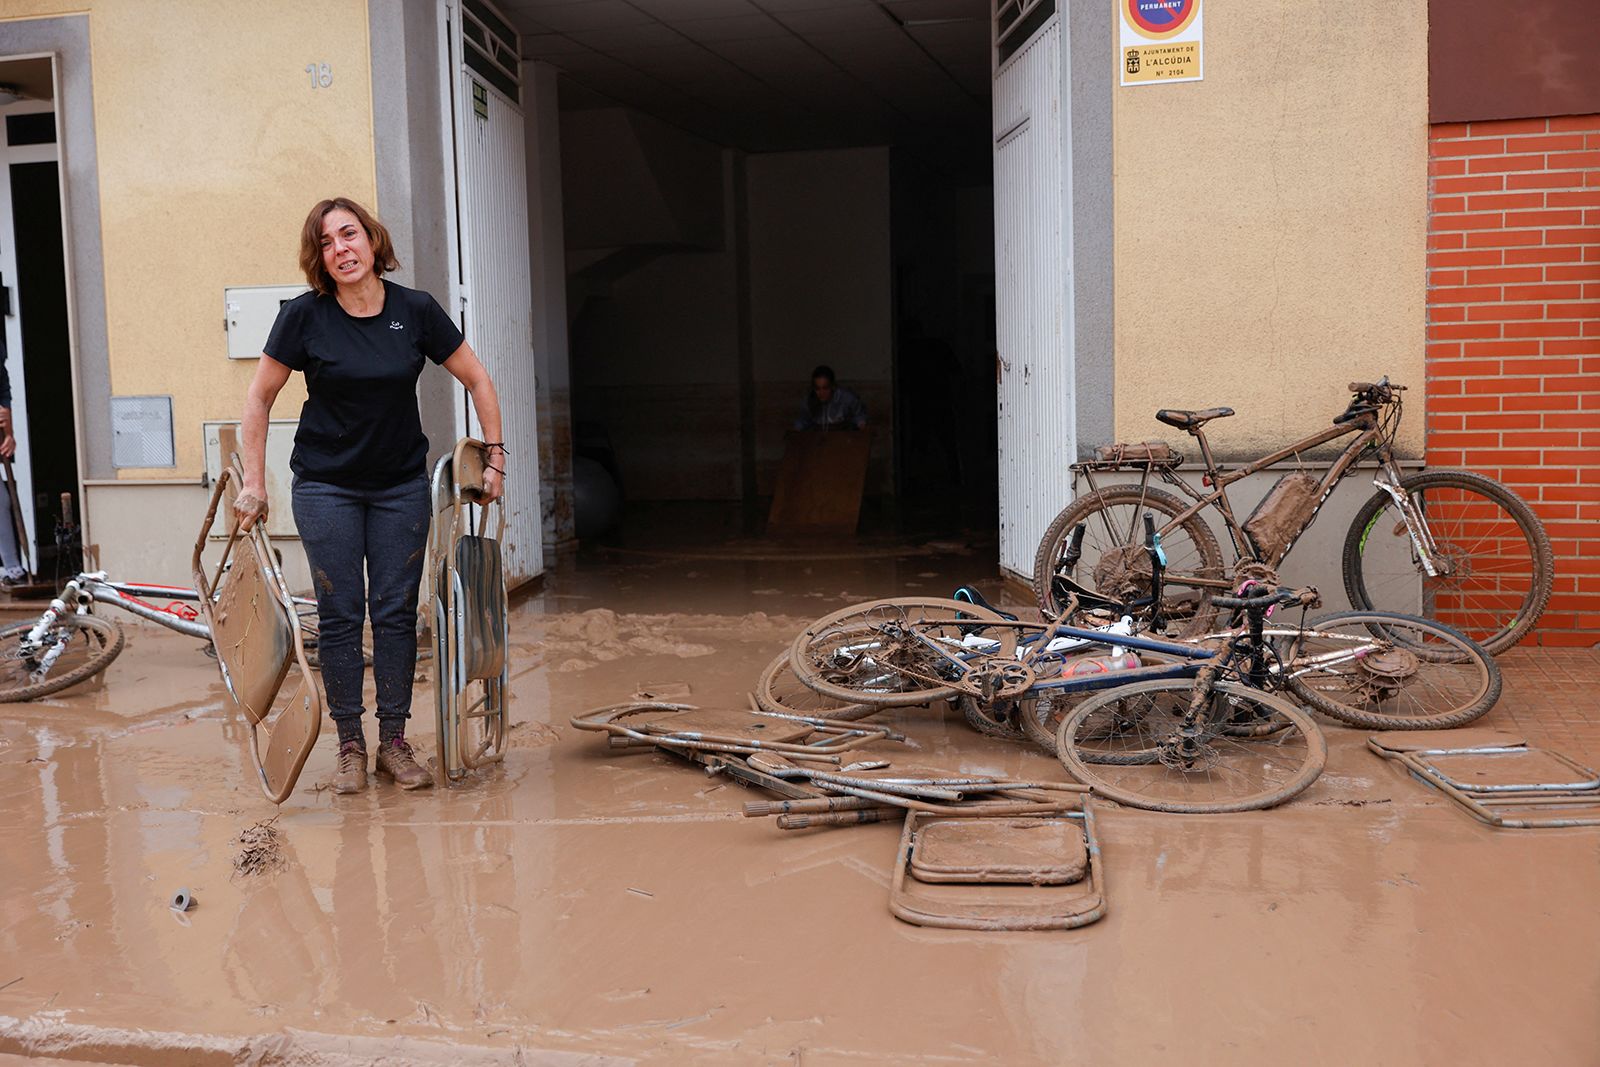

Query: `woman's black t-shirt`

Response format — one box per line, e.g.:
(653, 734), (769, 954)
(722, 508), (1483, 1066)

(264, 281), (464, 489)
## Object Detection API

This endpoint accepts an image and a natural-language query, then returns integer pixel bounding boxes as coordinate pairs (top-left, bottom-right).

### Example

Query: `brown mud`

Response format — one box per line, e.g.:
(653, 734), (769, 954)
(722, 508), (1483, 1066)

(1, 540), (1598, 1064)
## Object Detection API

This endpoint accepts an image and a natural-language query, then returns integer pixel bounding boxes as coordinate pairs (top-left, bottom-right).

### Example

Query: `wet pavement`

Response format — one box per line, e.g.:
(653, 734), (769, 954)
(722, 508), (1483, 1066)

(2, 532), (1598, 1065)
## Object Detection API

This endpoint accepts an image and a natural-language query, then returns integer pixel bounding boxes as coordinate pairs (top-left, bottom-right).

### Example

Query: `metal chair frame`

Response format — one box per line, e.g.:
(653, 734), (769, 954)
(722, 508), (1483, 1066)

(1369, 734), (1600, 829)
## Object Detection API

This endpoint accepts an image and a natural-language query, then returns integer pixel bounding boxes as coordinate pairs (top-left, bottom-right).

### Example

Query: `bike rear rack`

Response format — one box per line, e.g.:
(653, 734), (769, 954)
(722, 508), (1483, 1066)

(1369, 729), (1600, 829)
(429, 438), (509, 782)
(192, 457), (322, 804)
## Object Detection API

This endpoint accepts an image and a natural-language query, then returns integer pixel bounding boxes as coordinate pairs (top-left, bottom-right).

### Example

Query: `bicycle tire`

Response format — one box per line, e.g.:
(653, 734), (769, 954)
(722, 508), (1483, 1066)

(1017, 648), (1192, 757)
(789, 597), (1010, 708)
(754, 649), (877, 722)
(1278, 611), (1502, 730)
(1056, 678), (1326, 813)
(0, 614), (126, 702)
(1032, 485), (1226, 638)
(956, 694), (1028, 740)
(1342, 469), (1553, 655)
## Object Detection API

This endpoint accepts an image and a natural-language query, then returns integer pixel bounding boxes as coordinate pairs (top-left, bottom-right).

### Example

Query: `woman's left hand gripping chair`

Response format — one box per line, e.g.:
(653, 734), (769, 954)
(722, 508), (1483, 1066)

(194, 455), (323, 804)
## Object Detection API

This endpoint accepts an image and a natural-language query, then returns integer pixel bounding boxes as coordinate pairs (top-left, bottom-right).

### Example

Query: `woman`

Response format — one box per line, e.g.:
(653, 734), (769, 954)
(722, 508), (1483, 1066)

(235, 197), (505, 795)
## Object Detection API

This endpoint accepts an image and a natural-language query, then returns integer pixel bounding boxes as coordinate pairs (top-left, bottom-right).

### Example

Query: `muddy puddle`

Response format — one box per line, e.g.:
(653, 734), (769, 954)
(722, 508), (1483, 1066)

(2, 544), (1598, 1064)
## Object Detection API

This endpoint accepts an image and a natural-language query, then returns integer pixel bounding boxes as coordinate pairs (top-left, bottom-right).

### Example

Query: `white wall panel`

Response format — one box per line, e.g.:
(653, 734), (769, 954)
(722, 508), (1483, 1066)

(456, 66), (544, 584)
(993, 17), (1073, 579)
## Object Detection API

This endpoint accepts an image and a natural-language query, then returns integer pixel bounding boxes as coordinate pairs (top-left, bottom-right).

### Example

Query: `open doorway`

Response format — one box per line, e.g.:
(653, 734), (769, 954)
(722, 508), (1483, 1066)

(517, 0), (996, 547)
(0, 55), (80, 585)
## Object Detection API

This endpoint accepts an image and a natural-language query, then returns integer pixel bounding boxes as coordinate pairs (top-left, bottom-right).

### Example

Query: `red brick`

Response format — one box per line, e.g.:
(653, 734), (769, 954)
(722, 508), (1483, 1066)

(1546, 413), (1600, 430)
(1505, 247), (1576, 264)
(1428, 270), (1466, 287)
(1548, 150), (1600, 169)
(1466, 304), (1543, 321)
(1545, 228), (1600, 245)
(1505, 321), (1575, 337)
(1468, 154), (1548, 174)
(1430, 137), (1505, 157)
(1583, 356), (1600, 372)
(1464, 266), (1543, 284)
(1482, 118), (1555, 135)
(1430, 122), (1472, 138)
(1466, 230), (1544, 247)
(1548, 191), (1600, 208)
(1465, 376), (1542, 394)
(1546, 302), (1600, 318)
(1429, 249), (1503, 268)
(1466, 449), (1542, 464)
(1426, 344), (1462, 362)
(1426, 357), (1501, 375)
(1549, 115), (1600, 132)
(1547, 264), (1600, 281)
(1499, 466), (1577, 484)
(1430, 213), (1504, 231)
(1520, 431), (1587, 446)
(1507, 172), (1579, 190)
(1501, 355), (1584, 372)
(1429, 431), (1503, 448)
(1473, 413), (1543, 429)
(1430, 394), (1501, 412)
(1504, 394), (1579, 410)
(1427, 307), (1466, 324)
(1432, 196), (1467, 213)
(1434, 175), (1504, 194)
(1465, 192), (1546, 211)
(1431, 158), (1468, 177)
(1504, 283), (1584, 301)
(1505, 133), (1590, 152)
(1427, 450), (1464, 465)
(1428, 323), (1501, 340)
(1463, 339), (1540, 356)
(1430, 232), (1467, 249)
(1431, 284), (1502, 302)
(1505, 209), (1586, 227)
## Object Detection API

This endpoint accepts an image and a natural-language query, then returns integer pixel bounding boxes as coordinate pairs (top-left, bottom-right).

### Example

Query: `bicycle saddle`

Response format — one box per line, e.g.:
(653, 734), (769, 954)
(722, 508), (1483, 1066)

(952, 585), (1019, 622)
(1155, 407), (1234, 430)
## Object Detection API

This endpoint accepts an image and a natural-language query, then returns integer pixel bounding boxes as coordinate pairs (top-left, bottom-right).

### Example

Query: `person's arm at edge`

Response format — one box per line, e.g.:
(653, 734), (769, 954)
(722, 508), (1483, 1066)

(441, 342), (506, 501)
(235, 355), (293, 530)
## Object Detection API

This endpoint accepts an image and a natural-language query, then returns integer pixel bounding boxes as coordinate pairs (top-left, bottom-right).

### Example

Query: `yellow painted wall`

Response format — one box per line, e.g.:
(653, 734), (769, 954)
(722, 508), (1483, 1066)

(1113, 1), (1428, 458)
(3, 0), (376, 478)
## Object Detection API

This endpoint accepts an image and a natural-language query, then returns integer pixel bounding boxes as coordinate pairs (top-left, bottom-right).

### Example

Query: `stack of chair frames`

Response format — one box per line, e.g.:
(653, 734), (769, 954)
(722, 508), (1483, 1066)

(193, 455), (323, 804)
(429, 438), (509, 782)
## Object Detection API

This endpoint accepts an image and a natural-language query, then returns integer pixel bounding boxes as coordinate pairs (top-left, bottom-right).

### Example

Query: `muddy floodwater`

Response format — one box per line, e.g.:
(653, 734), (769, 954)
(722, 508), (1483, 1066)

(2, 533), (1598, 1064)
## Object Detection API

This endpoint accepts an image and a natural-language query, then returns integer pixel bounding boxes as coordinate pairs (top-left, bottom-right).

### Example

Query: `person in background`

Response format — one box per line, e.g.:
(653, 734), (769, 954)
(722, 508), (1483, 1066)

(0, 331), (26, 586)
(794, 364), (867, 431)
(235, 196), (506, 796)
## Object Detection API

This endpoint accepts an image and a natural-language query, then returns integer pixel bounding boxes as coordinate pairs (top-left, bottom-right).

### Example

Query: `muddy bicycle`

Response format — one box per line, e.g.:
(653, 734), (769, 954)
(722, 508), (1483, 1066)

(1033, 378), (1553, 654)
(786, 590), (1500, 812)
(0, 570), (325, 703)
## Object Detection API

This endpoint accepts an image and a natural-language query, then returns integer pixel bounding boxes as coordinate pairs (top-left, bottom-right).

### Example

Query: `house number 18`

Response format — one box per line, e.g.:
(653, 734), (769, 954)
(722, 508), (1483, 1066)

(306, 63), (333, 89)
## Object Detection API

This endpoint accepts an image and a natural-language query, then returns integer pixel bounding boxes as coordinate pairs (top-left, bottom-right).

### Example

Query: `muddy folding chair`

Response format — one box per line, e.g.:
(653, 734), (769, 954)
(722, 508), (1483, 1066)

(889, 804), (1107, 931)
(570, 701), (901, 764)
(429, 438), (509, 782)
(1369, 729), (1600, 829)
(193, 456), (323, 804)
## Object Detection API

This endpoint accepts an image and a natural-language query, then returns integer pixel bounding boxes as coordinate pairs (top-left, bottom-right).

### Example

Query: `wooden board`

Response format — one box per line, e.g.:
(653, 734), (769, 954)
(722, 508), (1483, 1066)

(767, 430), (871, 535)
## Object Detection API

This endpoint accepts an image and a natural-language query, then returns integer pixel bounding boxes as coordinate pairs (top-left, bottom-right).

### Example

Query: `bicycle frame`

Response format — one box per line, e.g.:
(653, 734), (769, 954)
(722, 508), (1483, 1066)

(33, 571), (317, 646)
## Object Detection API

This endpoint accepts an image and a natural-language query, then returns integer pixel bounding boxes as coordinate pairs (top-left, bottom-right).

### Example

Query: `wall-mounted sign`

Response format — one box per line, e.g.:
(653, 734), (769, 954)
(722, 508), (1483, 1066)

(1120, 0), (1203, 86)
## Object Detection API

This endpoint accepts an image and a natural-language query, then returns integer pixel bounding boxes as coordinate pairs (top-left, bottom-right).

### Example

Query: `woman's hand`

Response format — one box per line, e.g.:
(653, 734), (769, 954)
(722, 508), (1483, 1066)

(482, 450), (504, 502)
(234, 485), (269, 531)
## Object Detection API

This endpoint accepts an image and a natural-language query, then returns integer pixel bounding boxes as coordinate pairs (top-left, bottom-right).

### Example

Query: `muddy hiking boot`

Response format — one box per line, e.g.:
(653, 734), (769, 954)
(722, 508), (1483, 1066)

(333, 740), (368, 795)
(375, 736), (433, 790)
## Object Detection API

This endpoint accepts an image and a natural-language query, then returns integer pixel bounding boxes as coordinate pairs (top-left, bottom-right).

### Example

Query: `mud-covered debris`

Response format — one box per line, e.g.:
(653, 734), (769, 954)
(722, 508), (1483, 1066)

(507, 721), (561, 748)
(232, 816), (285, 877)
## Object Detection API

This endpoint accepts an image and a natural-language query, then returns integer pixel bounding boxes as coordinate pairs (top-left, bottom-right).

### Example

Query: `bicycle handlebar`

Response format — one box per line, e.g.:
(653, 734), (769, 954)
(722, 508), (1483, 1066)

(1347, 377), (1406, 403)
(1211, 586), (1321, 611)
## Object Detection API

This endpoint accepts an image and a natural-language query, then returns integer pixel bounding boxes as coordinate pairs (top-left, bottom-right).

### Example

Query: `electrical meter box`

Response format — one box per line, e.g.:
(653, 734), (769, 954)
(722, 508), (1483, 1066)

(224, 285), (309, 359)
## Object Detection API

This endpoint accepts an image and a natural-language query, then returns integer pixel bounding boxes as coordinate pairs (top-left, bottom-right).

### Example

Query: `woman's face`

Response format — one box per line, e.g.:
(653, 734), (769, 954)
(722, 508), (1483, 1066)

(319, 209), (375, 289)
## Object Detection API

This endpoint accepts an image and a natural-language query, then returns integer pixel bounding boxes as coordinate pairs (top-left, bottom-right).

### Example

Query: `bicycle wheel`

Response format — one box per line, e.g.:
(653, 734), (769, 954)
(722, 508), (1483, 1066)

(789, 597), (1011, 708)
(754, 649), (877, 723)
(0, 614), (126, 702)
(1017, 648), (1193, 756)
(955, 694), (1028, 740)
(1342, 469), (1552, 655)
(1277, 611), (1501, 730)
(1056, 679), (1326, 813)
(1032, 485), (1226, 638)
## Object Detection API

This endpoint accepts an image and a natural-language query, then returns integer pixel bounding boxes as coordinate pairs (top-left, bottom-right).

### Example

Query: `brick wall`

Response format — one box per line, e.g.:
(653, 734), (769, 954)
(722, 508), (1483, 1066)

(1427, 115), (1600, 646)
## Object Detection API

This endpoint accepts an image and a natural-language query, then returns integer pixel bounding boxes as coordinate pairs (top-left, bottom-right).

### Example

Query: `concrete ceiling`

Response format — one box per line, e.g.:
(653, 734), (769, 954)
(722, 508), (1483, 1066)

(505, 0), (992, 158)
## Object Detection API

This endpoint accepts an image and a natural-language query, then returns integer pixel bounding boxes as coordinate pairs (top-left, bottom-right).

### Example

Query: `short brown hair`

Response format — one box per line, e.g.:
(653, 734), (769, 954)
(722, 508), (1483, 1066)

(298, 197), (400, 296)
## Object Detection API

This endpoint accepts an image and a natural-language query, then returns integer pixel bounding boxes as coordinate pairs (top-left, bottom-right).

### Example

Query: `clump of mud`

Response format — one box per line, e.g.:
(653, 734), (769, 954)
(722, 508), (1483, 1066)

(232, 816), (286, 878)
